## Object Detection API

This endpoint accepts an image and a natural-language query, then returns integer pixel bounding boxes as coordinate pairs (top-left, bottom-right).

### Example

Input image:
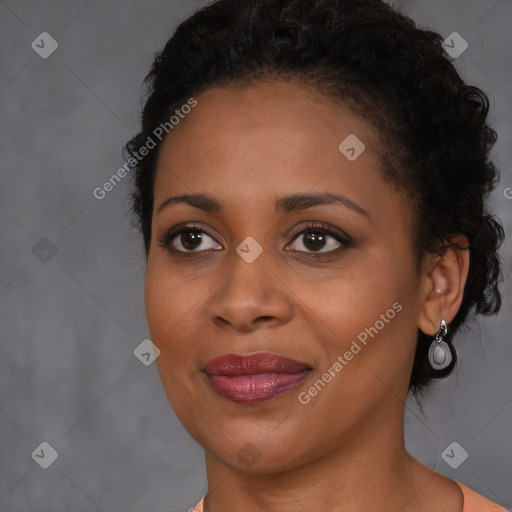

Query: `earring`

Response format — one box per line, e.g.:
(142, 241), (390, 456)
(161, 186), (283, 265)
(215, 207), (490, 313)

(428, 319), (453, 370)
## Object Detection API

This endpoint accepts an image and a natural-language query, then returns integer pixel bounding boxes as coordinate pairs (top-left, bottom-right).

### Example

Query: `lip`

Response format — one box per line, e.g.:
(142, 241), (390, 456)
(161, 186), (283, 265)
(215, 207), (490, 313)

(203, 352), (312, 404)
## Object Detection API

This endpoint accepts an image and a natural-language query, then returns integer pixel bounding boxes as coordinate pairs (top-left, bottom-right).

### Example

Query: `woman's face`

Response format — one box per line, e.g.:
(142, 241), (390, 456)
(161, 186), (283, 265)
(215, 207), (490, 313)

(145, 80), (426, 472)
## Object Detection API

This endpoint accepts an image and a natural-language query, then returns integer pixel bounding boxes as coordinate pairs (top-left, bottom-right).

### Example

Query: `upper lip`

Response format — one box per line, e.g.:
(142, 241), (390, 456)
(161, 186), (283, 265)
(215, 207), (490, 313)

(203, 352), (311, 376)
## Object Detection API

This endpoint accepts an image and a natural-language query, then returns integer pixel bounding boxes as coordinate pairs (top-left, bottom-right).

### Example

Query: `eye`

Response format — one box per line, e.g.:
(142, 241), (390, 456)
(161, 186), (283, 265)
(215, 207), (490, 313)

(285, 222), (351, 254)
(157, 221), (352, 256)
(157, 224), (222, 253)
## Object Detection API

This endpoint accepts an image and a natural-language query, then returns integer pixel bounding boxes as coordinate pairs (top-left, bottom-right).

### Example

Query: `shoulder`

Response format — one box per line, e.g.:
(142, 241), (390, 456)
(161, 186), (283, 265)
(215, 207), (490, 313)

(455, 481), (509, 512)
(189, 486), (510, 512)
(190, 497), (204, 512)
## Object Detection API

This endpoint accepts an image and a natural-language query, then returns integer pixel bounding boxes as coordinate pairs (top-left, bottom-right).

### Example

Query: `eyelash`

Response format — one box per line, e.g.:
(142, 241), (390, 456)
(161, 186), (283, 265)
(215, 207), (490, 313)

(156, 221), (353, 256)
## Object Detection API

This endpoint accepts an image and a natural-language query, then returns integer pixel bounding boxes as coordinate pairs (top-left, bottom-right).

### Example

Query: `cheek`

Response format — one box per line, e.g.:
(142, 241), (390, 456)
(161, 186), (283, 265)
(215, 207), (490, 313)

(145, 260), (200, 332)
(144, 259), (218, 382)
(311, 257), (417, 385)
(145, 267), (172, 339)
(312, 265), (398, 338)
(144, 264), (206, 420)
(144, 262), (195, 360)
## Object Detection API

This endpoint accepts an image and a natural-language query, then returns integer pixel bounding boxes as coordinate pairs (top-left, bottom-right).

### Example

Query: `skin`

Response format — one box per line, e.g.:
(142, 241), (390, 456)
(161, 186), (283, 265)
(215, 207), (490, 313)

(144, 80), (470, 512)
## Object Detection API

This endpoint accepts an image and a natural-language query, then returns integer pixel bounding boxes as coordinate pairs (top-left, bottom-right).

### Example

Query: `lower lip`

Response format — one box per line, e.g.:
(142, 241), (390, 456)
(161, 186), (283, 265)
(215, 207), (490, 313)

(206, 370), (311, 404)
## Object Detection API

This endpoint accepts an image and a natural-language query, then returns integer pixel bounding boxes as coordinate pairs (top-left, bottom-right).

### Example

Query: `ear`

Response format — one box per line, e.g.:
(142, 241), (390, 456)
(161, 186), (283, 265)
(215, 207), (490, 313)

(417, 234), (470, 336)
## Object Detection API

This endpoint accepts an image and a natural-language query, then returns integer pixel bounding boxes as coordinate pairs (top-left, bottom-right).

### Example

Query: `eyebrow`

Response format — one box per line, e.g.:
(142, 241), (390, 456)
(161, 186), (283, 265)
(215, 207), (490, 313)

(156, 192), (369, 218)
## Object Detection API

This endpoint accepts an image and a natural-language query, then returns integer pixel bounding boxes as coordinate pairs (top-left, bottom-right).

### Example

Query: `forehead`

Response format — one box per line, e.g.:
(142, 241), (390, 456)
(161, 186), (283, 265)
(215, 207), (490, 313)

(154, 80), (383, 192)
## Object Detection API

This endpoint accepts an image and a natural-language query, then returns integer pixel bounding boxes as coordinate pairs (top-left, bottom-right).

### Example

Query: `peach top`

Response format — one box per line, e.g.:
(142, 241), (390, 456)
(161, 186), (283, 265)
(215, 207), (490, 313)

(190, 481), (508, 511)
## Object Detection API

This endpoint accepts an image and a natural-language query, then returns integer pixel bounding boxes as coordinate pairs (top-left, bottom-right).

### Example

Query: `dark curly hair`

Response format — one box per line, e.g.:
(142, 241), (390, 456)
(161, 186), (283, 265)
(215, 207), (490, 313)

(124, 0), (505, 395)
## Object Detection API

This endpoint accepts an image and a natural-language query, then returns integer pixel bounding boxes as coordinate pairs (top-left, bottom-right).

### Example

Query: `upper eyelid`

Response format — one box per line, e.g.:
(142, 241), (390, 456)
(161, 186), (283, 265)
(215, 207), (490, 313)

(288, 222), (347, 239)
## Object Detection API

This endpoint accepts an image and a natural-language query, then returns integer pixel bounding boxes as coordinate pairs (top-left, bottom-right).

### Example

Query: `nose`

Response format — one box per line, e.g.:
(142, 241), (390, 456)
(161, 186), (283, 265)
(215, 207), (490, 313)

(207, 252), (293, 332)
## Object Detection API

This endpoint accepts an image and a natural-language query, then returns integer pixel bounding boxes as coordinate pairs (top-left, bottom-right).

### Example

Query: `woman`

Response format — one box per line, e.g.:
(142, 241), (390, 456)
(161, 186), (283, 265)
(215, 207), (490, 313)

(124, 0), (507, 510)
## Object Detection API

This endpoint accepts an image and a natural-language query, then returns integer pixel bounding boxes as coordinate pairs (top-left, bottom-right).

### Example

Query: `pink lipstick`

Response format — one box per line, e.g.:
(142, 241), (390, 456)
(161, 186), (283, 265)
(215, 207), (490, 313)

(203, 352), (312, 404)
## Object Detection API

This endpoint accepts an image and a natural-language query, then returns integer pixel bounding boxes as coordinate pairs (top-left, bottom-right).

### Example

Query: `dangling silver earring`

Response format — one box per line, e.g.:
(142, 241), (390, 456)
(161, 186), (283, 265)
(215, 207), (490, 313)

(428, 319), (452, 370)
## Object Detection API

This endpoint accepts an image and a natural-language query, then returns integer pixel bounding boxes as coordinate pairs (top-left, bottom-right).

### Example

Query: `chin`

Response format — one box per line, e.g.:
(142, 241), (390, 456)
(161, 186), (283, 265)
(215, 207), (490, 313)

(201, 429), (312, 474)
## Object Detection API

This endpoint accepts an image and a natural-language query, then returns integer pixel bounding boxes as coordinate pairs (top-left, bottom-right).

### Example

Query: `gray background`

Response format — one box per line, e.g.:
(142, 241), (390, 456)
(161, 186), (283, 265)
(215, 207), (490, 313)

(0, 1), (511, 511)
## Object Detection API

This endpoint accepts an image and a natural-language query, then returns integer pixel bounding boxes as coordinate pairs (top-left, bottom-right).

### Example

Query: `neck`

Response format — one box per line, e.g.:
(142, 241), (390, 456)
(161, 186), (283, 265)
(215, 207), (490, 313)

(201, 407), (440, 512)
